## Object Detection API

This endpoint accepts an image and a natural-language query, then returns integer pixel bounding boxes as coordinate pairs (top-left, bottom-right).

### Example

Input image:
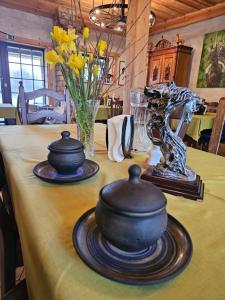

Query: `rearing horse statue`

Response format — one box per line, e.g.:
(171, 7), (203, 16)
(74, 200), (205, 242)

(144, 82), (200, 181)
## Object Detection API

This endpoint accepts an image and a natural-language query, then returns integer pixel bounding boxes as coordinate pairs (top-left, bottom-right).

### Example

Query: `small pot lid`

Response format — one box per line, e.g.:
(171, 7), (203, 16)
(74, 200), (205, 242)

(48, 131), (84, 153)
(100, 165), (167, 213)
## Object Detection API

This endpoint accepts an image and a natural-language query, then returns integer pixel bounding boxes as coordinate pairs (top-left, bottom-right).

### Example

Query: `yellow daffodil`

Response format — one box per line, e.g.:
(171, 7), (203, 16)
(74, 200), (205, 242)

(67, 41), (77, 53)
(56, 41), (76, 54)
(89, 53), (94, 63)
(56, 43), (68, 54)
(51, 26), (69, 44)
(67, 29), (78, 53)
(93, 65), (99, 78)
(98, 39), (107, 56)
(45, 50), (64, 68)
(67, 53), (87, 71)
(68, 28), (78, 42)
(73, 68), (80, 77)
(83, 27), (89, 40)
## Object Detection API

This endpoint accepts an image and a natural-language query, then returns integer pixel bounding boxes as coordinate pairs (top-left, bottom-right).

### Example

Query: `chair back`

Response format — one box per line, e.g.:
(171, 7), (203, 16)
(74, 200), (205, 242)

(110, 100), (123, 118)
(169, 105), (189, 139)
(208, 97), (225, 154)
(17, 81), (71, 124)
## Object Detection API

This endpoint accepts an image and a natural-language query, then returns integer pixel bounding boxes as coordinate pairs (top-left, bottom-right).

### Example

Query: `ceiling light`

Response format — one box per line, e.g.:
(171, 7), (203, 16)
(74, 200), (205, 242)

(89, 1), (156, 32)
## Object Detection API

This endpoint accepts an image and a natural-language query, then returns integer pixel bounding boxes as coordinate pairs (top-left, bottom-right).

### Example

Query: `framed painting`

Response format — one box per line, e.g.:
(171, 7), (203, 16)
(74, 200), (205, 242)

(118, 61), (125, 86)
(104, 56), (115, 85)
(197, 29), (225, 88)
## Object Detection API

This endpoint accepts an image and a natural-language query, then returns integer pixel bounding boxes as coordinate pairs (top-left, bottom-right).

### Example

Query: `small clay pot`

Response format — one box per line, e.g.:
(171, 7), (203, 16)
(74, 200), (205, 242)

(48, 131), (85, 174)
(95, 164), (168, 252)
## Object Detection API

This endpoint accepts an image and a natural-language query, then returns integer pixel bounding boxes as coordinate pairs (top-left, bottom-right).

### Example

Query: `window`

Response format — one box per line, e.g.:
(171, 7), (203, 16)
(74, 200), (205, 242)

(0, 42), (46, 106)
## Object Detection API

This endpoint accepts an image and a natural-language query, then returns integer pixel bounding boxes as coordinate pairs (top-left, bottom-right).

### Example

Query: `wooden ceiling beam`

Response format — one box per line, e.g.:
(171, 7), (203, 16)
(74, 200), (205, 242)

(189, 0), (212, 7)
(150, 2), (225, 34)
(151, 3), (183, 17)
(211, 0), (225, 3)
(153, 0), (197, 14)
(175, 0), (208, 10)
(0, 0), (57, 17)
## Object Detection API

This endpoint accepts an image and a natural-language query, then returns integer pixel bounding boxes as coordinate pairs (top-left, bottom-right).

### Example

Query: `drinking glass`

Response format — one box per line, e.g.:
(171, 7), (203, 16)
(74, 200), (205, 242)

(130, 89), (151, 151)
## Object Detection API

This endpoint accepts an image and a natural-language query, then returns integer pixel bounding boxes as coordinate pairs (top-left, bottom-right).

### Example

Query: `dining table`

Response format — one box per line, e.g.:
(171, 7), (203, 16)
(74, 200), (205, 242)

(96, 105), (111, 121)
(171, 112), (216, 142)
(0, 103), (18, 124)
(0, 123), (225, 300)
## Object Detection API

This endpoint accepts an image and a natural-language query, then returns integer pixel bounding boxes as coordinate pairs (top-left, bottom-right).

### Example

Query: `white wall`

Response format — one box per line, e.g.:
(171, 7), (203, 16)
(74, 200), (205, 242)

(150, 15), (225, 102)
(88, 30), (125, 99)
(0, 6), (53, 42)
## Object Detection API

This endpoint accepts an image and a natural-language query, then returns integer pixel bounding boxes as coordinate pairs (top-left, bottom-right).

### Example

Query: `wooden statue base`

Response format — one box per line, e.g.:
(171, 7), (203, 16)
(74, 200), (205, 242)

(141, 167), (204, 201)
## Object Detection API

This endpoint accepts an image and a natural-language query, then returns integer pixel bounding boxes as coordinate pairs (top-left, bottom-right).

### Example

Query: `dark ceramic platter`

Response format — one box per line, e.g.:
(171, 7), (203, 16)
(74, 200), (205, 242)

(73, 208), (193, 285)
(33, 160), (99, 183)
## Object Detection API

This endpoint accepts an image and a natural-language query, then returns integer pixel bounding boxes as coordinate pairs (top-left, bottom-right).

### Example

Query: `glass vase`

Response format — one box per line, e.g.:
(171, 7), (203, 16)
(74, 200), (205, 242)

(75, 99), (100, 158)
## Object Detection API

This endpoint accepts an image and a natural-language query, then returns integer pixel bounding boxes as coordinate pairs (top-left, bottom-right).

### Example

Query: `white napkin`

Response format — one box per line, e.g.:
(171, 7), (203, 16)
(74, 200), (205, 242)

(107, 115), (132, 162)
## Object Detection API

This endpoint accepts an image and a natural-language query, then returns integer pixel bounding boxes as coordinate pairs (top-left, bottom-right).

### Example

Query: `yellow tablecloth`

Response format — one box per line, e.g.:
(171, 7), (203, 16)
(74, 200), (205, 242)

(0, 103), (16, 118)
(171, 113), (215, 141)
(0, 124), (225, 300)
(96, 105), (111, 120)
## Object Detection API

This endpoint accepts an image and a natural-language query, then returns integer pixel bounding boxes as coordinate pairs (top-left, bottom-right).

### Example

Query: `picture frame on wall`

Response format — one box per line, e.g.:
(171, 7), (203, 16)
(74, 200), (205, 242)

(104, 57), (114, 85)
(118, 61), (125, 86)
(197, 29), (225, 88)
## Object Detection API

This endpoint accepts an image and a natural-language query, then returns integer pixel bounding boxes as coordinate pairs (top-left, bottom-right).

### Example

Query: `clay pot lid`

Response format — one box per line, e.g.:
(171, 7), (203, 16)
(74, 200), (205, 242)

(100, 164), (167, 214)
(48, 131), (84, 153)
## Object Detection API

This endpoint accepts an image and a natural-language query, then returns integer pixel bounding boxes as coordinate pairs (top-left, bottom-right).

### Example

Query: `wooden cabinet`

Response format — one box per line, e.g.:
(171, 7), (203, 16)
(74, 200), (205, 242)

(147, 45), (193, 87)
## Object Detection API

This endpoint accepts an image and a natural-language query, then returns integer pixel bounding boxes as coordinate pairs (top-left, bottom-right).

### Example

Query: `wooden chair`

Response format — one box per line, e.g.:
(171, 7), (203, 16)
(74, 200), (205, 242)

(17, 81), (71, 125)
(110, 100), (123, 118)
(208, 97), (225, 155)
(0, 198), (18, 297)
(3, 279), (28, 300)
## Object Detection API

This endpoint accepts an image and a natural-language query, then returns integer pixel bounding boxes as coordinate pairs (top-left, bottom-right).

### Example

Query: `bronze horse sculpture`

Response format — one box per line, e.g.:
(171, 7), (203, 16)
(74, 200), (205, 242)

(144, 82), (200, 181)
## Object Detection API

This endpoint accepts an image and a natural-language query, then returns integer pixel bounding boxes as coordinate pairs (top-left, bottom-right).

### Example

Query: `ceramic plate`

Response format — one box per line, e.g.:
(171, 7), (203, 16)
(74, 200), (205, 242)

(72, 208), (193, 285)
(33, 160), (99, 183)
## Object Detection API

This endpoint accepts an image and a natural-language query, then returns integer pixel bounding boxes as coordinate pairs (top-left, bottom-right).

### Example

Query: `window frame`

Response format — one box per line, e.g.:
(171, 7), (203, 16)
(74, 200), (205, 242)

(0, 41), (46, 105)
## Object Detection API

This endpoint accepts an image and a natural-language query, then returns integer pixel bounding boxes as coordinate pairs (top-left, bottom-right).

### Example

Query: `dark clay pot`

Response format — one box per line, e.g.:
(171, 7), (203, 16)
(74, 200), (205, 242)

(48, 131), (85, 174)
(95, 165), (168, 252)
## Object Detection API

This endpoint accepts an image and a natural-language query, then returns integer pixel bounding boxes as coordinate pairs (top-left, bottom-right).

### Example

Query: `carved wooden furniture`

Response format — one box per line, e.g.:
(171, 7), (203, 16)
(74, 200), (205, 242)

(147, 39), (193, 87)
(208, 98), (225, 155)
(17, 81), (71, 125)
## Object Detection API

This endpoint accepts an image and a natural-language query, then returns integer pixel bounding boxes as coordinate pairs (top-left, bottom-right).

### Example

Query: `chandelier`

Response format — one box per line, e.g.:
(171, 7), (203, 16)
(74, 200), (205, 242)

(89, 0), (156, 32)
